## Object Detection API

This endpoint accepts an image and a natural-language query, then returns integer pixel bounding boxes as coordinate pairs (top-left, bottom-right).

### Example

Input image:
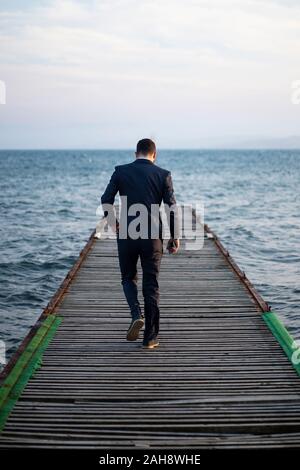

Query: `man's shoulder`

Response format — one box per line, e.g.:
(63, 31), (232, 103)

(154, 164), (171, 177)
(114, 162), (133, 172)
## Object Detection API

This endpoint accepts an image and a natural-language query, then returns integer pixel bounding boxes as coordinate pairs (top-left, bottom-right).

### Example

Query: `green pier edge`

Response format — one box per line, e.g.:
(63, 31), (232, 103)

(262, 311), (300, 377)
(0, 314), (62, 431)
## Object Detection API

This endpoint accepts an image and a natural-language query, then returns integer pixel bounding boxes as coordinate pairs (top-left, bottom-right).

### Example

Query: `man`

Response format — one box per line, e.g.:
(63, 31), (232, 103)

(101, 139), (179, 349)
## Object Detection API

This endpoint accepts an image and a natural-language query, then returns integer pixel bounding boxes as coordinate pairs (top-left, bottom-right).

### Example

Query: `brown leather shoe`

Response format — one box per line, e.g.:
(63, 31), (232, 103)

(142, 338), (159, 349)
(126, 317), (144, 341)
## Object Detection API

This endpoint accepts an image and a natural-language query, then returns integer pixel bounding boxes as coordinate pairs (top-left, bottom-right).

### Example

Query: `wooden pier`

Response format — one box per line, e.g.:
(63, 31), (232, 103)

(1, 226), (300, 449)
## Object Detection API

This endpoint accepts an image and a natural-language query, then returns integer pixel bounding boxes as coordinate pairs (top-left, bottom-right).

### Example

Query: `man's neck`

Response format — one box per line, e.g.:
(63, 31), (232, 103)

(136, 155), (153, 161)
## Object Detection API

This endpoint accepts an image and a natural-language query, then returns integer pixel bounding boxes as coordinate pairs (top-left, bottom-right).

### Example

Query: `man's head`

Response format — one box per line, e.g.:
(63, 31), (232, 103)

(135, 138), (156, 161)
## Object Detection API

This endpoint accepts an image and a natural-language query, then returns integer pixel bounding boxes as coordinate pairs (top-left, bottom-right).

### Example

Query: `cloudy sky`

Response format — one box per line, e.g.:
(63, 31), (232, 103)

(0, 0), (299, 148)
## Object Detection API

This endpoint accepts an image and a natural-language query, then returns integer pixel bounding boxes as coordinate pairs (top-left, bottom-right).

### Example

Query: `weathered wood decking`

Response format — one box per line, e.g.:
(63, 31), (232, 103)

(1, 228), (300, 448)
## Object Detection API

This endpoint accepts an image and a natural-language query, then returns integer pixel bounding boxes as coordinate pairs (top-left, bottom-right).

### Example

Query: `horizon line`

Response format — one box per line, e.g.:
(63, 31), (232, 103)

(0, 147), (300, 152)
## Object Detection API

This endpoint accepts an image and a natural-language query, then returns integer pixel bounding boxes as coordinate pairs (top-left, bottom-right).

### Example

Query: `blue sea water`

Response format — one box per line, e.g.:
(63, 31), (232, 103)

(0, 149), (299, 364)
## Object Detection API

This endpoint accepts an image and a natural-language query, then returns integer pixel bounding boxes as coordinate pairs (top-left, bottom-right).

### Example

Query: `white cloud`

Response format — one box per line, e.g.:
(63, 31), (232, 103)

(0, 0), (300, 147)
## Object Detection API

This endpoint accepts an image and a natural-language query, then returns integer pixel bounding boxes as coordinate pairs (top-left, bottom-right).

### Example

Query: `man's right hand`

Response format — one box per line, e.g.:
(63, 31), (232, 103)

(167, 238), (180, 254)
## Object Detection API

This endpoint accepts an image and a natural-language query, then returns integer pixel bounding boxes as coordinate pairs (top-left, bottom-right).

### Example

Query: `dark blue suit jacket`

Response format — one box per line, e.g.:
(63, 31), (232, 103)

(101, 159), (177, 238)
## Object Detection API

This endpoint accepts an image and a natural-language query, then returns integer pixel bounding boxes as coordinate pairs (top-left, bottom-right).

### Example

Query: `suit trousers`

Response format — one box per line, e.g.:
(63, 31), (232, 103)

(117, 237), (163, 341)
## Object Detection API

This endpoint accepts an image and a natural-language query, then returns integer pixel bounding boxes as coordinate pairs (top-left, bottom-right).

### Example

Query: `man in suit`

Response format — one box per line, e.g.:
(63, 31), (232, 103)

(101, 138), (179, 349)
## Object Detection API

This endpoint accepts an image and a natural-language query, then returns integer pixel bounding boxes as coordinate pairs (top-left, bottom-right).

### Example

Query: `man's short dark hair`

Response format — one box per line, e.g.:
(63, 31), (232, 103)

(136, 138), (156, 156)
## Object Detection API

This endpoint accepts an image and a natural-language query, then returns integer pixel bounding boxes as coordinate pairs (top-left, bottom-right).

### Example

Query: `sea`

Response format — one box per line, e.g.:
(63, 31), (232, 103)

(0, 149), (299, 365)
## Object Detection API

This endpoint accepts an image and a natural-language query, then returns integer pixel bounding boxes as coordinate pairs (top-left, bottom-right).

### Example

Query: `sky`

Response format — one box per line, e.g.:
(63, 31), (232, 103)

(0, 0), (300, 149)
